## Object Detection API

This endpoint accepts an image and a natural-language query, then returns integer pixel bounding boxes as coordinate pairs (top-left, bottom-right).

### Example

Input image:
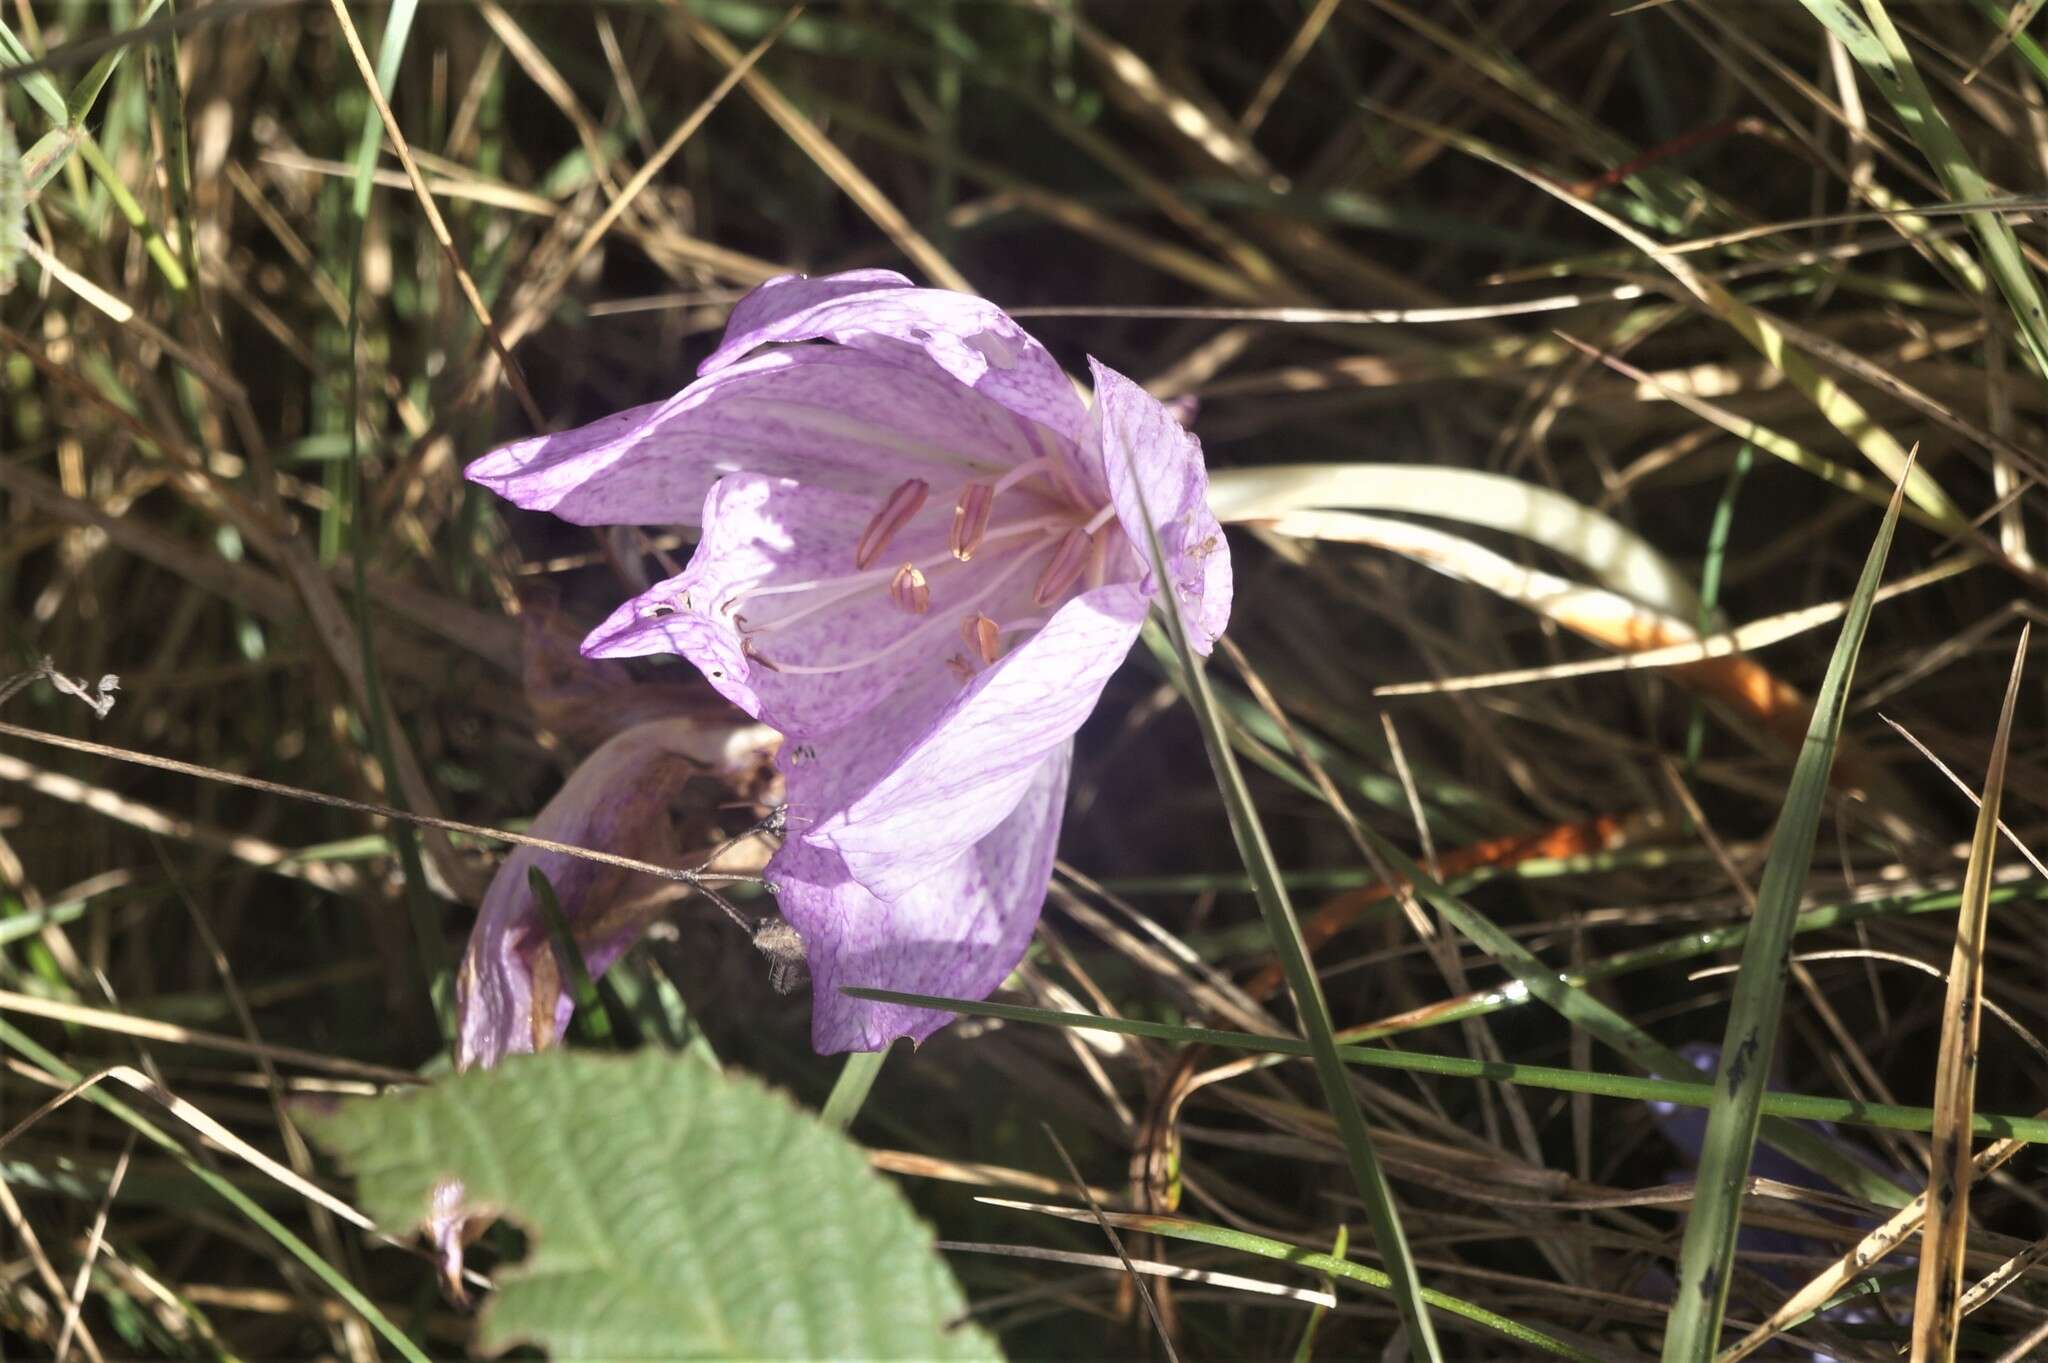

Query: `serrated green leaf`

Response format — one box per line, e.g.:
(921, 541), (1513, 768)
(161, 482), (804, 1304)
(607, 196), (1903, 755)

(303, 1050), (1001, 1362)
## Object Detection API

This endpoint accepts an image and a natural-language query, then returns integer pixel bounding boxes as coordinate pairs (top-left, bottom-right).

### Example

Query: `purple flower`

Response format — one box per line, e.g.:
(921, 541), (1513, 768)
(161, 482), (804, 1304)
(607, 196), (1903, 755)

(469, 270), (1231, 1052)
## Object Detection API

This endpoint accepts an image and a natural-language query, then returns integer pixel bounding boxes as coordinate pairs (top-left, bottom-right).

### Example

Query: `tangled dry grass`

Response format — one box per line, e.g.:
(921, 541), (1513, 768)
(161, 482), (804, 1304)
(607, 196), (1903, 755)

(8, 1), (2048, 1358)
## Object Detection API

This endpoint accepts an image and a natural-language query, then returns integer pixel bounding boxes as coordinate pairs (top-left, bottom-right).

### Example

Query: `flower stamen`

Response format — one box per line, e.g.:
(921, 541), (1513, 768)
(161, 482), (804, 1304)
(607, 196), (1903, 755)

(951, 483), (994, 560)
(1032, 527), (1093, 607)
(761, 548), (1038, 676)
(1087, 527), (1111, 591)
(889, 562), (930, 615)
(855, 478), (929, 570)
(738, 513), (1067, 613)
(725, 516), (1071, 637)
(961, 612), (1002, 665)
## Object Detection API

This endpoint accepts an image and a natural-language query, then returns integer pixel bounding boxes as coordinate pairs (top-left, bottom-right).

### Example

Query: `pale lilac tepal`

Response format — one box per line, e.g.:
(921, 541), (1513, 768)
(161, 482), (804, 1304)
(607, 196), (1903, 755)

(468, 270), (1232, 1052)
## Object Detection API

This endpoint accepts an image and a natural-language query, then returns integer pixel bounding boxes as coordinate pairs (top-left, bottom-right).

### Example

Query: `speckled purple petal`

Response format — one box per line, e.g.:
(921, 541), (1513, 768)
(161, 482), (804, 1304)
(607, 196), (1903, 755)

(465, 346), (1043, 527)
(712, 269), (919, 352)
(578, 473), (1065, 739)
(701, 271), (1093, 454)
(460, 271), (1243, 1059)
(771, 742), (1070, 1052)
(1086, 359), (1233, 655)
(455, 718), (777, 1070)
(805, 583), (1147, 903)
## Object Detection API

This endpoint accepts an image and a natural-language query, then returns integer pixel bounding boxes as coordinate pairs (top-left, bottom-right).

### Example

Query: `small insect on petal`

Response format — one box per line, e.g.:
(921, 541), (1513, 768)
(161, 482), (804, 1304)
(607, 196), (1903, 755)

(960, 613), (1001, 666)
(889, 562), (930, 615)
(751, 915), (808, 995)
(855, 479), (930, 570)
(950, 483), (994, 560)
(1032, 527), (1093, 607)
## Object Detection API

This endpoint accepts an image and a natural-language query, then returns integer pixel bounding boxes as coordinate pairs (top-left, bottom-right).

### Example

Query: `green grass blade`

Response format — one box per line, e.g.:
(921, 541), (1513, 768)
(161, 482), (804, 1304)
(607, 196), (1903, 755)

(1973, 0), (2048, 91)
(1140, 625), (1502, 839)
(1661, 473), (1910, 1362)
(1334, 874), (2048, 1047)
(342, 202), (448, 1046)
(0, 896), (90, 946)
(1686, 442), (1753, 767)
(19, 125), (79, 190)
(1912, 628), (2026, 1361)
(0, 15), (70, 122)
(1289, 1224), (1346, 1363)
(1371, 101), (1958, 525)
(0, 111), (20, 295)
(1140, 505), (1440, 1355)
(845, 988), (2048, 1143)
(144, 0), (198, 289)
(349, 0), (418, 219)
(1804, 0), (2048, 381)
(1330, 825), (1911, 1210)
(1154, 577), (1915, 1207)
(988, 1203), (1600, 1361)
(71, 129), (189, 292)
(64, 0), (166, 125)
(2, 2), (191, 292)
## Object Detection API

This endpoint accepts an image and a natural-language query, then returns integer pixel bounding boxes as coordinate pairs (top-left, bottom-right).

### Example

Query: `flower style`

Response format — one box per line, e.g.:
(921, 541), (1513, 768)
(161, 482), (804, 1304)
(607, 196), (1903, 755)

(469, 270), (1231, 1051)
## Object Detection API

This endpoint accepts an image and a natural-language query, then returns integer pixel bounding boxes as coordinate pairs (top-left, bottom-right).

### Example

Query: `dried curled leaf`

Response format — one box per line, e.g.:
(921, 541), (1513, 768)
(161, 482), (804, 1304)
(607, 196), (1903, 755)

(455, 716), (779, 1071)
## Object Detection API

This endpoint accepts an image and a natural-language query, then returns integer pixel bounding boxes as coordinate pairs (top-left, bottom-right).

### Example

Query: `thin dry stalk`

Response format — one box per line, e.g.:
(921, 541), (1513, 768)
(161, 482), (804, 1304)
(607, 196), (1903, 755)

(1911, 626), (2029, 1361)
